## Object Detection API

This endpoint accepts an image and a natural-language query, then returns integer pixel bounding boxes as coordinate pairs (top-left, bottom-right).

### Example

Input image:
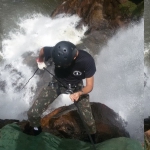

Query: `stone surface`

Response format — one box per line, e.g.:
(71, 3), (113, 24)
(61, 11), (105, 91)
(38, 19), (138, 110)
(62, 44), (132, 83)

(41, 102), (129, 143)
(51, 0), (143, 34)
(0, 103), (133, 143)
(49, 0), (143, 55)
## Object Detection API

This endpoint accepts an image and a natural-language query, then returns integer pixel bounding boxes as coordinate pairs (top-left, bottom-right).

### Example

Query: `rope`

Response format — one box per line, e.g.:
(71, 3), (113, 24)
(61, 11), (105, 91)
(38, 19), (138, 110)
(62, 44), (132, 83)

(43, 68), (67, 88)
(20, 67), (68, 91)
(20, 68), (39, 91)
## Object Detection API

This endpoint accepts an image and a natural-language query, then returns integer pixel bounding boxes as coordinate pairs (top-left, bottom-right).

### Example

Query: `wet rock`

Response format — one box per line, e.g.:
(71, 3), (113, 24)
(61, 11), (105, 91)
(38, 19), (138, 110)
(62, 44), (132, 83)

(0, 103), (129, 143)
(50, 0), (143, 55)
(51, 0), (143, 34)
(41, 102), (129, 143)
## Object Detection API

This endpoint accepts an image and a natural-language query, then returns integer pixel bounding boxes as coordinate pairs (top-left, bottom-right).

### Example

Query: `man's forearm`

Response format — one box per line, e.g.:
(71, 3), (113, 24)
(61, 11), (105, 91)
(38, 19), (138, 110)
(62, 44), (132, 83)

(38, 48), (44, 62)
(79, 85), (93, 96)
(79, 76), (94, 96)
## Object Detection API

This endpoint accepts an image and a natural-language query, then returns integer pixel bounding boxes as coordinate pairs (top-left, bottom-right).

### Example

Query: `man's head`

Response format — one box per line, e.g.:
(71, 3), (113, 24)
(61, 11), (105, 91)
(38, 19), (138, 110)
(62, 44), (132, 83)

(52, 41), (77, 68)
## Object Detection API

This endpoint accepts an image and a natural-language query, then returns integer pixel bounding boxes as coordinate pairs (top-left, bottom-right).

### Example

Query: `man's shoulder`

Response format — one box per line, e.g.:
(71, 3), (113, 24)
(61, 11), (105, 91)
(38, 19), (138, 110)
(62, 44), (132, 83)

(78, 50), (94, 60)
(78, 50), (96, 76)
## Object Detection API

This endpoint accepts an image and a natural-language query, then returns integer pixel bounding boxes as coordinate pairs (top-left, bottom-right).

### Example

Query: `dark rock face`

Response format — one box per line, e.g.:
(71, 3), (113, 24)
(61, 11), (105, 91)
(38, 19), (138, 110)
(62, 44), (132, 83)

(0, 103), (129, 143)
(41, 102), (129, 143)
(50, 0), (143, 55)
(51, 0), (143, 34)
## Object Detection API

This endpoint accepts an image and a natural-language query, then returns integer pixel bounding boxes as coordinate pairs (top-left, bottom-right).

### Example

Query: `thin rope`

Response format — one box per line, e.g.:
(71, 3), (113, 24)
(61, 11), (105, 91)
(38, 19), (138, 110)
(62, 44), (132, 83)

(20, 68), (39, 91)
(20, 67), (68, 91)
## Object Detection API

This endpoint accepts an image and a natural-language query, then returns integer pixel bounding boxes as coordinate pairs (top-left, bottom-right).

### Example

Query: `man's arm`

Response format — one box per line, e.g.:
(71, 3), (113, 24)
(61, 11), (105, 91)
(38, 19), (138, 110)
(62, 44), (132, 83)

(69, 76), (94, 101)
(79, 76), (94, 95)
(37, 48), (44, 62)
(37, 48), (46, 69)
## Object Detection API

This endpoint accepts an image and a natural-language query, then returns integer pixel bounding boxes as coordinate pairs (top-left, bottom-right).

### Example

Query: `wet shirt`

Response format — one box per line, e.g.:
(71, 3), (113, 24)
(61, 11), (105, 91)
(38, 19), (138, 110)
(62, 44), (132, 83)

(43, 47), (96, 85)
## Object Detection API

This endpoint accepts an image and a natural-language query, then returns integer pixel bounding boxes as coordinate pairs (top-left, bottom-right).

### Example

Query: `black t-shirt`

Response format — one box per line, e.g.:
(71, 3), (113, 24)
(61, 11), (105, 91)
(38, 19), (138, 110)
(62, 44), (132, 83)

(43, 47), (96, 85)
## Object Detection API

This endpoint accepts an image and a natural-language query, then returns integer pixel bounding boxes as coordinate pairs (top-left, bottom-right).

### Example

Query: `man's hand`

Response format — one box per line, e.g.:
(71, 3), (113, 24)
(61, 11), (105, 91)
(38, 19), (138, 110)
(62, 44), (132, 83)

(69, 91), (82, 102)
(69, 76), (94, 102)
(36, 58), (47, 70)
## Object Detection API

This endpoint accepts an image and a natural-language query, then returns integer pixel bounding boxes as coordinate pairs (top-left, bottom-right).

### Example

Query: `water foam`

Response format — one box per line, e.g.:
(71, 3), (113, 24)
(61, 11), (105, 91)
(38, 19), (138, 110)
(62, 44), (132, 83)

(0, 13), (87, 120)
(0, 13), (144, 141)
(91, 19), (144, 141)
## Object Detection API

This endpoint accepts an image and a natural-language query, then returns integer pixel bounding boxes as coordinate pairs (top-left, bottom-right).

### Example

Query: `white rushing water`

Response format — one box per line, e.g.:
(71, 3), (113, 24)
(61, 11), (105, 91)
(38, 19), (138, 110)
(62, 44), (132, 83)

(144, 0), (150, 122)
(0, 13), (87, 120)
(144, 42), (150, 118)
(90, 19), (144, 141)
(0, 14), (144, 142)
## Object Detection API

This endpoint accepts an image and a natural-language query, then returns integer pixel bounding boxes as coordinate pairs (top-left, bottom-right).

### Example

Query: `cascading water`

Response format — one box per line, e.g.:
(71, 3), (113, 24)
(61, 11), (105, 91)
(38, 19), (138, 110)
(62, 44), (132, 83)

(144, 0), (150, 121)
(144, 42), (150, 119)
(0, 13), (87, 120)
(90, 19), (144, 142)
(0, 12), (144, 142)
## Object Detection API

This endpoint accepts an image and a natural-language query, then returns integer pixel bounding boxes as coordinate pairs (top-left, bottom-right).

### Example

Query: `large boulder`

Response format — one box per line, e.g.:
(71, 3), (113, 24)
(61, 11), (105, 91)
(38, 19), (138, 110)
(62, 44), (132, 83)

(41, 102), (129, 143)
(51, 0), (144, 33)
(0, 103), (133, 144)
(50, 0), (143, 54)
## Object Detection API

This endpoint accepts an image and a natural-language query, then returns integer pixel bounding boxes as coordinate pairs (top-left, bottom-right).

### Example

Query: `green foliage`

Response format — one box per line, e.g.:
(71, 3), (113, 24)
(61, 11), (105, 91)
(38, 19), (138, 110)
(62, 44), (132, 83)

(119, 1), (143, 19)
(132, 1), (144, 18)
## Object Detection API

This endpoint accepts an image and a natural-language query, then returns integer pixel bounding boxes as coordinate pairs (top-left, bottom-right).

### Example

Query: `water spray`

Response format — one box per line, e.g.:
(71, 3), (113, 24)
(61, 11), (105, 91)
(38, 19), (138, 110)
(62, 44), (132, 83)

(21, 68), (39, 90)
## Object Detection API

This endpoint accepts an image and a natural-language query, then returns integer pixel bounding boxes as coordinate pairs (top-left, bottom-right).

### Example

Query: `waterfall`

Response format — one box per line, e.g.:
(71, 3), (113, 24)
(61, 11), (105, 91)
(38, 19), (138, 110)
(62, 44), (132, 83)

(0, 13), (87, 120)
(91, 19), (144, 141)
(144, 34), (150, 118)
(0, 13), (144, 142)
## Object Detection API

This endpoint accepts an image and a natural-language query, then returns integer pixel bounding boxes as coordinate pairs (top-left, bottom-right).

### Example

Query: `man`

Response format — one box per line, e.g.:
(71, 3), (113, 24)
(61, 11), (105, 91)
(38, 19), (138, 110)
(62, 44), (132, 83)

(27, 41), (96, 141)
